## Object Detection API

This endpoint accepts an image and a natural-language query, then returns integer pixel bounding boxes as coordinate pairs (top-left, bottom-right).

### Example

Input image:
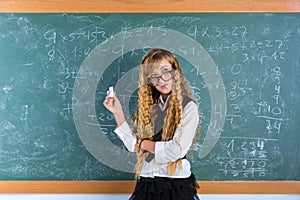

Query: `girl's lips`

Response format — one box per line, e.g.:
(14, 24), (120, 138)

(160, 84), (167, 89)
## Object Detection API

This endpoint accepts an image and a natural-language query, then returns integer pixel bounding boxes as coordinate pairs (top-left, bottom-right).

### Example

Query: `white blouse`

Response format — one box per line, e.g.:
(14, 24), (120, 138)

(114, 96), (199, 178)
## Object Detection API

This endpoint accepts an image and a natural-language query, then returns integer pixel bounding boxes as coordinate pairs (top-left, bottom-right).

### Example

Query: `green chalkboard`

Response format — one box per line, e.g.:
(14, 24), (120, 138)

(0, 13), (299, 181)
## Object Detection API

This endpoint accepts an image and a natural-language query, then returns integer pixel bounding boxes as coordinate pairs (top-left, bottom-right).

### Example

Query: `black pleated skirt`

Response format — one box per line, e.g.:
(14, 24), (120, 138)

(129, 173), (200, 200)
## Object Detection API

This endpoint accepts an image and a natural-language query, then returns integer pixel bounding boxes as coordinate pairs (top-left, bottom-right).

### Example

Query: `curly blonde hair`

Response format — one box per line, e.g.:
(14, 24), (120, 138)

(131, 48), (199, 178)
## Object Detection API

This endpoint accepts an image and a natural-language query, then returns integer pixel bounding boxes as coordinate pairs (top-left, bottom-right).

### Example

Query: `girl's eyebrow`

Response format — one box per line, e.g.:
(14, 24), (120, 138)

(150, 65), (171, 76)
(159, 65), (170, 69)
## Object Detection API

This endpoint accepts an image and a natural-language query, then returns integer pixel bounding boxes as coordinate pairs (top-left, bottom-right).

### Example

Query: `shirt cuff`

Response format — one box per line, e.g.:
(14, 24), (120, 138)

(114, 122), (136, 152)
(114, 121), (131, 138)
(154, 141), (165, 163)
(154, 140), (180, 164)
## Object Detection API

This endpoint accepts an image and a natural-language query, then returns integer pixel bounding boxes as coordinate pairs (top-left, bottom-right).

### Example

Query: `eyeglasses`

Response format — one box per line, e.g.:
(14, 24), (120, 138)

(147, 69), (175, 86)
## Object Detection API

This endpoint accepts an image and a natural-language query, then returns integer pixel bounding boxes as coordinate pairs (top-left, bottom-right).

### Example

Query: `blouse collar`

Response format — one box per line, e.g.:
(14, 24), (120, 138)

(158, 94), (171, 111)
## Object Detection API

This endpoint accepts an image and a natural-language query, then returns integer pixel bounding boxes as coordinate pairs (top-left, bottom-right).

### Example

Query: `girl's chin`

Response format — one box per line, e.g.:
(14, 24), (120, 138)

(159, 89), (171, 95)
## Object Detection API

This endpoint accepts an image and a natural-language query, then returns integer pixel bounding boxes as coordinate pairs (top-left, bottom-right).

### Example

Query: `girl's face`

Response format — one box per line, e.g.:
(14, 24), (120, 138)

(148, 58), (174, 99)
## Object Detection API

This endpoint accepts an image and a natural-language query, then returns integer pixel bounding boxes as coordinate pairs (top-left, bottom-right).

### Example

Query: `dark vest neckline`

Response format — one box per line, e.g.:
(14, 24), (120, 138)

(151, 95), (194, 142)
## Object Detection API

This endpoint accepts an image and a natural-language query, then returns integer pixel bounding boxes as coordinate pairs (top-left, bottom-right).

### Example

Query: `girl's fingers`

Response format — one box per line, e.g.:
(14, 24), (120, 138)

(136, 150), (143, 157)
(103, 97), (113, 107)
(103, 90), (118, 112)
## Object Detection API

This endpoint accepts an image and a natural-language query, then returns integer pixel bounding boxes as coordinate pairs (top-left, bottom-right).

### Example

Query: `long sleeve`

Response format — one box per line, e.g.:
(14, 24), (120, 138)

(114, 121), (137, 152)
(154, 101), (199, 164)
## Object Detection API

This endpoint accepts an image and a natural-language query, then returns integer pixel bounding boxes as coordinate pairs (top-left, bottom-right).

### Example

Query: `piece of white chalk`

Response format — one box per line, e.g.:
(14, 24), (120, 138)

(109, 86), (114, 97)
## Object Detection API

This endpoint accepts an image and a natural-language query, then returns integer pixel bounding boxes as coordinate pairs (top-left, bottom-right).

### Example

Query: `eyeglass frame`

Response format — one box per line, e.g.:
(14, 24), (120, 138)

(147, 69), (175, 86)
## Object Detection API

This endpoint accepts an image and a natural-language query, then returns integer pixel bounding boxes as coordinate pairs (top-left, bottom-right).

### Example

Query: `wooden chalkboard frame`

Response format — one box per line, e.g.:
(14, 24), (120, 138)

(0, 0), (299, 194)
(0, 0), (300, 13)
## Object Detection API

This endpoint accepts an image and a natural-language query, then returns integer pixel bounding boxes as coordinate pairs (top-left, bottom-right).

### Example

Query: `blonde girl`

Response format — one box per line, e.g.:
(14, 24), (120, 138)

(103, 48), (200, 200)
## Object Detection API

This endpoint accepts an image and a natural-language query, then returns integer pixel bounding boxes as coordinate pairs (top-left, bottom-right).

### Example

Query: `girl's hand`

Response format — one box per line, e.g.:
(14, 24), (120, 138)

(139, 140), (155, 154)
(103, 91), (126, 127)
(103, 92), (121, 114)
